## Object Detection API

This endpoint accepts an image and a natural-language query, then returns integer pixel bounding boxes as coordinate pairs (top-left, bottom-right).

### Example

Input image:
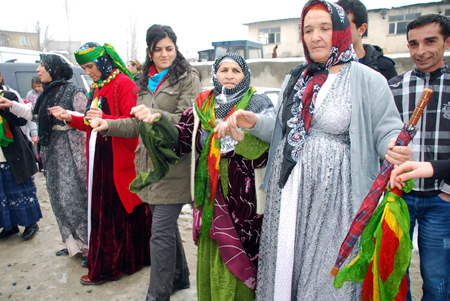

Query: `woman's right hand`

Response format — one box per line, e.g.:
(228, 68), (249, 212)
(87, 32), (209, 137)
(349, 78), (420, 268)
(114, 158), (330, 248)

(90, 118), (109, 132)
(227, 109), (258, 129)
(130, 104), (161, 124)
(48, 106), (72, 123)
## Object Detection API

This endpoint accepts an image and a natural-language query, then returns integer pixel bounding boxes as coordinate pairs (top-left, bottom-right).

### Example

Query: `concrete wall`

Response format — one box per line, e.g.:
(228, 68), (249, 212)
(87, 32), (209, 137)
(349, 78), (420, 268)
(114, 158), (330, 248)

(192, 54), (450, 89)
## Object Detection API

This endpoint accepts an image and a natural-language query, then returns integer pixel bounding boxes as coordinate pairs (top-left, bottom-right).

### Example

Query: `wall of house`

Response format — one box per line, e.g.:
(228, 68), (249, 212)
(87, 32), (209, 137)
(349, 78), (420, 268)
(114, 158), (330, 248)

(365, 3), (450, 54)
(247, 19), (303, 59)
(246, 1), (450, 58)
(0, 31), (40, 50)
(192, 54), (450, 89)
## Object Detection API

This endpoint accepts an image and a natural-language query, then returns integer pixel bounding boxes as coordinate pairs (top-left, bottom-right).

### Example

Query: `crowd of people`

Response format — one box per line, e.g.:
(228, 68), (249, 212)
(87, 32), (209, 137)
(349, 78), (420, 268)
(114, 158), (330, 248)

(0, 0), (449, 300)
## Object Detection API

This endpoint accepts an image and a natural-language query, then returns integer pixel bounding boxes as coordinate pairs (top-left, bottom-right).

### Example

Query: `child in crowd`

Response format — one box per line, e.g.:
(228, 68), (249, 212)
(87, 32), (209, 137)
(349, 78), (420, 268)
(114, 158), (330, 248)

(25, 76), (43, 107)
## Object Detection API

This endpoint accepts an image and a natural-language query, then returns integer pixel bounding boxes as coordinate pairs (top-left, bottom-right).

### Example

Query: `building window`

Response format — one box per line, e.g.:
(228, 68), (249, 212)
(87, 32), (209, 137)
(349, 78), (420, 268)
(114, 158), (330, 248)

(445, 9), (450, 16)
(259, 27), (280, 44)
(388, 13), (421, 34)
(20, 36), (30, 46)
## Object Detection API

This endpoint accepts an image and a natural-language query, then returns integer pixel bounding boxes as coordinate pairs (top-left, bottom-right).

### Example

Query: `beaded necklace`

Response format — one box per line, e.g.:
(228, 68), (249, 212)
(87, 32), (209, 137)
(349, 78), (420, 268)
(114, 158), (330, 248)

(90, 69), (120, 90)
(84, 69), (120, 125)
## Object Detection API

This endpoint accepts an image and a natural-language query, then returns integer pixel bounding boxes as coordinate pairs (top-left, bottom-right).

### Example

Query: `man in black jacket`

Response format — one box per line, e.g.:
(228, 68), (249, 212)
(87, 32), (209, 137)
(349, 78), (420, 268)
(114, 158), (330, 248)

(337, 0), (398, 80)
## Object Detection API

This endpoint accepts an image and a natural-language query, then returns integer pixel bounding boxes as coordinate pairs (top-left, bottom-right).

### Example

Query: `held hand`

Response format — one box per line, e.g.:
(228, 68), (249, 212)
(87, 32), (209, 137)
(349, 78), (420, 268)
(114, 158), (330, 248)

(31, 135), (39, 145)
(48, 106), (72, 123)
(130, 104), (161, 124)
(227, 109), (258, 129)
(389, 161), (434, 190)
(385, 138), (413, 166)
(85, 107), (103, 121)
(0, 97), (14, 109)
(214, 120), (244, 142)
(90, 118), (109, 132)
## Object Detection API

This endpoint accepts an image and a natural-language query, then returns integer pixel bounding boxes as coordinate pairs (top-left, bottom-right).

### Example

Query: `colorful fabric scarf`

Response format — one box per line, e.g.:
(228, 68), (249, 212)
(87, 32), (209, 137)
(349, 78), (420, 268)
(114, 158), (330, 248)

(0, 92), (13, 147)
(334, 181), (414, 301)
(279, 0), (356, 187)
(194, 87), (255, 239)
(74, 42), (134, 81)
(148, 64), (168, 93)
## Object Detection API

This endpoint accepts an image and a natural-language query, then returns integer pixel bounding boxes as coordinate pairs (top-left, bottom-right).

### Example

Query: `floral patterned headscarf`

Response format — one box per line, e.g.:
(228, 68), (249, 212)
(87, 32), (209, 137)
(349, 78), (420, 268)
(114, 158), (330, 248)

(279, 0), (357, 187)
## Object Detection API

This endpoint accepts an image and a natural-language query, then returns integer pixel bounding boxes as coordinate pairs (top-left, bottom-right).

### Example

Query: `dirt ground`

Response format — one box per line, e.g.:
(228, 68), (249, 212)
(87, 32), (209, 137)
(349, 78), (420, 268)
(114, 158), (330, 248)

(0, 172), (422, 300)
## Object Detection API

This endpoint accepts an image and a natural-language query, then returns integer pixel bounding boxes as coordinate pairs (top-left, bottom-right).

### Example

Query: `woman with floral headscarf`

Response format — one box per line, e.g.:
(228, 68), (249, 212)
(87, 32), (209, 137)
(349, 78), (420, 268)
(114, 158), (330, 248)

(49, 42), (152, 285)
(32, 54), (89, 263)
(245, 0), (413, 299)
(118, 51), (274, 300)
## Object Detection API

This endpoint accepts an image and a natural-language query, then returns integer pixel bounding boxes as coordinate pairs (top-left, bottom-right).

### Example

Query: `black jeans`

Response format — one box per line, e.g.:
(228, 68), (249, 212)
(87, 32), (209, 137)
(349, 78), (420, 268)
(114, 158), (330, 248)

(146, 204), (189, 301)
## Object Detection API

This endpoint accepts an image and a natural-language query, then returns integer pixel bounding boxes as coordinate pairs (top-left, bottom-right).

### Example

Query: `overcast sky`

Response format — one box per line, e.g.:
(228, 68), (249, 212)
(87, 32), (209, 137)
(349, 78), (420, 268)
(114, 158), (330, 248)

(0, 0), (440, 61)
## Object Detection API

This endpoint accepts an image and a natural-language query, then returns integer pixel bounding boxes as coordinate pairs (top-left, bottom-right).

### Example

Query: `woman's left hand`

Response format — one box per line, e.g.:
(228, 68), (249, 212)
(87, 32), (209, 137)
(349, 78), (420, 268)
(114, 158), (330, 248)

(214, 119), (244, 142)
(85, 107), (103, 121)
(130, 104), (161, 124)
(385, 138), (413, 166)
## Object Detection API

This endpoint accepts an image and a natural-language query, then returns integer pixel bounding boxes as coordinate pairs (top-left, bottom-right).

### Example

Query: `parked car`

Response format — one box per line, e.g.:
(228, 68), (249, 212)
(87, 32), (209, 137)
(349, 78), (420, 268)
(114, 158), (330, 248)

(0, 61), (91, 98)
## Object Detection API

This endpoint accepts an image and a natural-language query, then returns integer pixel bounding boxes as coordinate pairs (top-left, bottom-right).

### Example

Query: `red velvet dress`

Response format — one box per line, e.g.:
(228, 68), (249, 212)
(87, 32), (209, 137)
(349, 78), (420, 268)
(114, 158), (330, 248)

(86, 100), (151, 281)
(69, 73), (152, 282)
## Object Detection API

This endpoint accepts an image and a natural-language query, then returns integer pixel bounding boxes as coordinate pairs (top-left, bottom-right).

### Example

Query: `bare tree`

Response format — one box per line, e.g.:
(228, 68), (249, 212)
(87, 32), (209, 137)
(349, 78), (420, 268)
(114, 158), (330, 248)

(128, 19), (139, 61)
(36, 21), (53, 52)
(62, 0), (72, 54)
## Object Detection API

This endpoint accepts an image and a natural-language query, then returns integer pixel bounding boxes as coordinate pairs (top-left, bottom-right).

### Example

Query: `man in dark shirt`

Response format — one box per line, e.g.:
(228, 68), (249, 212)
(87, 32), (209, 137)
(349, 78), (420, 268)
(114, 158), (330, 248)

(389, 14), (450, 301)
(337, 0), (397, 80)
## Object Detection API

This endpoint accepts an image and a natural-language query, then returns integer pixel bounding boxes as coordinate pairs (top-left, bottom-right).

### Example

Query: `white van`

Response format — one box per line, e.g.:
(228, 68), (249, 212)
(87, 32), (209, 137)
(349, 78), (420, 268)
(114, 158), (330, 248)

(0, 47), (42, 63)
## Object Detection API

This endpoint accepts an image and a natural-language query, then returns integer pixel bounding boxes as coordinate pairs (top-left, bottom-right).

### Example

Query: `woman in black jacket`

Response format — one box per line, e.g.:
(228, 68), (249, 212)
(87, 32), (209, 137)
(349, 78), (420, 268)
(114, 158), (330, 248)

(0, 90), (41, 240)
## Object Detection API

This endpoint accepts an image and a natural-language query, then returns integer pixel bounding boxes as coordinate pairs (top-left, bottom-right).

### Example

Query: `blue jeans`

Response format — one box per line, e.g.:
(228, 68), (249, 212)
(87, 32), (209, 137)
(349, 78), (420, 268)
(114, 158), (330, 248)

(404, 193), (450, 301)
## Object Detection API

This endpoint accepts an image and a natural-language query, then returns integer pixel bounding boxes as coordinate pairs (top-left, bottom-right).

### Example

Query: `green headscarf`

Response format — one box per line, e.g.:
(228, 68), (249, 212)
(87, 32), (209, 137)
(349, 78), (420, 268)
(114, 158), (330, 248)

(74, 42), (134, 81)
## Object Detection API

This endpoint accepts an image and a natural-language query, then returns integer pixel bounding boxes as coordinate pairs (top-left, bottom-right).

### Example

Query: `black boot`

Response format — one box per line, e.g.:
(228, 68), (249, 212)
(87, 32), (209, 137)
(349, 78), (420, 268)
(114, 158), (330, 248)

(22, 223), (39, 240)
(0, 226), (19, 239)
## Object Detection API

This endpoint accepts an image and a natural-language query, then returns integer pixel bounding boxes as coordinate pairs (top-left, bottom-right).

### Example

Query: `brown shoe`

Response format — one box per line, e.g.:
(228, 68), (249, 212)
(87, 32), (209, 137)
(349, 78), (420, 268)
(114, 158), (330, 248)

(80, 275), (105, 285)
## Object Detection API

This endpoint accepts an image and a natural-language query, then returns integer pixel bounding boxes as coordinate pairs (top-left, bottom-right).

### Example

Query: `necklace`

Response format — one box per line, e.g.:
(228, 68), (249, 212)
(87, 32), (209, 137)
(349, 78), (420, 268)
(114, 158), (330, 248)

(90, 69), (120, 90)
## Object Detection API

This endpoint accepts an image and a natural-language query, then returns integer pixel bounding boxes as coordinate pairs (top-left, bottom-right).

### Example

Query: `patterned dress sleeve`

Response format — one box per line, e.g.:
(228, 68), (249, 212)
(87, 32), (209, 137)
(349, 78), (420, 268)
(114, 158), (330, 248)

(174, 107), (195, 157)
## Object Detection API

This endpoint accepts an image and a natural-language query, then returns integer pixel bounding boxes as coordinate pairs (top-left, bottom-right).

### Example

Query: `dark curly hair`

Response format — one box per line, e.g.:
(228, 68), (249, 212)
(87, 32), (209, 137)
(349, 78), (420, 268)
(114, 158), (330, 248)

(139, 24), (191, 91)
(407, 14), (450, 41)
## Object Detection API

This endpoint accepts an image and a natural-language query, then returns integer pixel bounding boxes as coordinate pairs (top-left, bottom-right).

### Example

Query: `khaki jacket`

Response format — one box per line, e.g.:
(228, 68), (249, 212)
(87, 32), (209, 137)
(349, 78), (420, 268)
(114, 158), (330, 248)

(105, 68), (202, 205)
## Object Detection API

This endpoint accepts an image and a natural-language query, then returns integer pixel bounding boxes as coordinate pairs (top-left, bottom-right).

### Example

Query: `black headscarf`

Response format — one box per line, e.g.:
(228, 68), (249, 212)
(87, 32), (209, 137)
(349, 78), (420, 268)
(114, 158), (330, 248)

(33, 54), (84, 146)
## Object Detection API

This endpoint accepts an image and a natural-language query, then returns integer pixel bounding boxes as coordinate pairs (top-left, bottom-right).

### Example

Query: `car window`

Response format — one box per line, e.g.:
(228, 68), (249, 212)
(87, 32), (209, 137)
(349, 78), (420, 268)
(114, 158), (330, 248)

(15, 71), (37, 98)
(263, 91), (280, 107)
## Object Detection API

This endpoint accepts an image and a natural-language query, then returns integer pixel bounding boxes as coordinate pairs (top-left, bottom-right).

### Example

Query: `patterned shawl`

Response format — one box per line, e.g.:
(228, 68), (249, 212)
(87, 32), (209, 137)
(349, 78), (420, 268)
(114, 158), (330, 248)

(279, 0), (356, 187)
(33, 54), (83, 146)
